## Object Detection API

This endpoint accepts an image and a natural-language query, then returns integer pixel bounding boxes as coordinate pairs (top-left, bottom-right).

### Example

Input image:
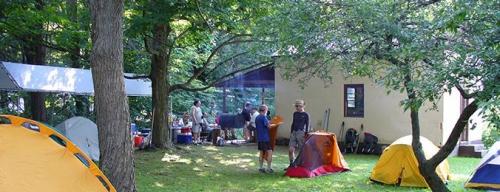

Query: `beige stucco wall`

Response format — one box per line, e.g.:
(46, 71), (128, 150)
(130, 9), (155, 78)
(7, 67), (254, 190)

(442, 89), (463, 143)
(275, 67), (445, 145)
(443, 89), (487, 143)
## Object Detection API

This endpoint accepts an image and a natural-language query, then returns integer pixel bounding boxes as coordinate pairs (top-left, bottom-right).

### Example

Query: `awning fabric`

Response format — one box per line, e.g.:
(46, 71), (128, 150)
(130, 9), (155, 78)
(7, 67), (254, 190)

(0, 61), (151, 96)
(215, 65), (275, 88)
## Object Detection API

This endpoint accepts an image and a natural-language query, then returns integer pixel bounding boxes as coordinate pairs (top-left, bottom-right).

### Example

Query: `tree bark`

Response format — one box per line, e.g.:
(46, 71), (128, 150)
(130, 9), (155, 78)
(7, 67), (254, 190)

(404, 74), (481, 192)
(67, 0), (89, 116)
(89, 0), (136, 191)
(23, 0), (47, 122)
(409, 109), (449, 192)
(150, 24), (172, 148)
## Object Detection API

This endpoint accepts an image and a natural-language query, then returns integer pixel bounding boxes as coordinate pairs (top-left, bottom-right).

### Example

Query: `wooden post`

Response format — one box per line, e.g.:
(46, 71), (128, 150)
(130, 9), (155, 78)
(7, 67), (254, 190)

(261, 88), (265, 104)
(222, 87), (227, 113)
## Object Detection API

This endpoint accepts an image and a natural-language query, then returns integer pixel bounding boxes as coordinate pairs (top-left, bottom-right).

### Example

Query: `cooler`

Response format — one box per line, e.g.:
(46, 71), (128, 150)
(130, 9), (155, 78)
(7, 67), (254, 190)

(177, 134), (192, 144)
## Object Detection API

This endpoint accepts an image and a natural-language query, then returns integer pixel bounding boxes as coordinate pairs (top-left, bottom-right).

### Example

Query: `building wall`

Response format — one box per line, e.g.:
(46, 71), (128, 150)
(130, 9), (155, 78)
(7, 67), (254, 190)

(275, 67), (445, 145)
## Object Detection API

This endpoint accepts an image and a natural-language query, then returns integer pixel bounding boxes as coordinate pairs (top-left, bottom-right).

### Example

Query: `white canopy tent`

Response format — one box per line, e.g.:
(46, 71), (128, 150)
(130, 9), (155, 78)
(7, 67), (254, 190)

(0, 61), (151, 96)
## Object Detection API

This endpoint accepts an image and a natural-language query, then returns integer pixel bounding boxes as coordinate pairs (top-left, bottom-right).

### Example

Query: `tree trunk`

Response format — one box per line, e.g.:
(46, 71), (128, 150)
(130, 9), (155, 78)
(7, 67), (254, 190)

(409, 109), (449, 192)
(402, 71), (449, 191)
(151, 24), (172, 148)
(23, 0), (47, 122)
(67, 0), (89, 117)
(89, 0), (136, 191)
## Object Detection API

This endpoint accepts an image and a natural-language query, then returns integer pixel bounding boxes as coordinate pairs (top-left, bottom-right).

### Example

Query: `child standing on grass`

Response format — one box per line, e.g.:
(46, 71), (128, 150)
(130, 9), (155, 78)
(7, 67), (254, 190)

(255, 104), (273, 173)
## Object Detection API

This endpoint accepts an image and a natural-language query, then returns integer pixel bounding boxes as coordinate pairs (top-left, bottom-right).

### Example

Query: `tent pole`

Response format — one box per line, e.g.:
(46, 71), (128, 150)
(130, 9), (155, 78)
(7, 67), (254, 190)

(222, 87), (227, 113)
(261, 88), (265, 104)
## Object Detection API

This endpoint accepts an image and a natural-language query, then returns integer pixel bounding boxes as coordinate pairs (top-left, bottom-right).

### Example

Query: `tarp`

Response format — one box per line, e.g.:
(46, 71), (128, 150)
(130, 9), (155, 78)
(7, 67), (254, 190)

(214, 65), (275, 88)
(0, 61), (151, 96)
(285, 132), (349, 178)
(370, 135), (451, 188)
(55, 116), (100, 161)
(465, 141), (500, 190)
(0, 115), (115, 192)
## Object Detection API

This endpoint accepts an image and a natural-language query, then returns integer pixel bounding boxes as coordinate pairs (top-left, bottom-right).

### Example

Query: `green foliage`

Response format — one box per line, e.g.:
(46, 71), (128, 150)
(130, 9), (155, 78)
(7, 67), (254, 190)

(255, 0), (498, 142)
(481, 95), (500, 148)
(482, 123), (499, 149)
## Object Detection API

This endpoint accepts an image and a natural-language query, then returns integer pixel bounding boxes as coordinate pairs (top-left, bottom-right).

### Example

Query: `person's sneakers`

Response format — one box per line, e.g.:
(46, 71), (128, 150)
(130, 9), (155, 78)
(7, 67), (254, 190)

(266, 168), (274, 173)
(284, 162), (295, 171)
(258, 168), (266, 173)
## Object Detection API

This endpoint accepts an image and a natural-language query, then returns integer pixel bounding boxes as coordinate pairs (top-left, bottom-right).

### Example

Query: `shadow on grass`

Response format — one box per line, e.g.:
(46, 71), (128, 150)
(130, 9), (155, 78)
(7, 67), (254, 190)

(135, 145), (481, 192)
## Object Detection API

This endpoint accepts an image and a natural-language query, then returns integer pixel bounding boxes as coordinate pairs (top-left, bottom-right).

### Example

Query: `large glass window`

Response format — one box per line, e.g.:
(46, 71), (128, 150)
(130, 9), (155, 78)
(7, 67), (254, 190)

(344, 84), (364, 117)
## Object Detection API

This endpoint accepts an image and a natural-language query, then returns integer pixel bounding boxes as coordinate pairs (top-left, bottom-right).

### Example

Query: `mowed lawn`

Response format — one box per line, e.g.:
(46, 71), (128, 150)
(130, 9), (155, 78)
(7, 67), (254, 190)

(135, 144), (481, 192)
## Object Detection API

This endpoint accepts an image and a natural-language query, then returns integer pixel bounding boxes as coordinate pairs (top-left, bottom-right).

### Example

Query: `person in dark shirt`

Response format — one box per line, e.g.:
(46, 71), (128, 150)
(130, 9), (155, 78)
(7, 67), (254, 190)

(255, 104), (273, 173)
(287, 99), (309, 169)
(241, 102), (252, 142)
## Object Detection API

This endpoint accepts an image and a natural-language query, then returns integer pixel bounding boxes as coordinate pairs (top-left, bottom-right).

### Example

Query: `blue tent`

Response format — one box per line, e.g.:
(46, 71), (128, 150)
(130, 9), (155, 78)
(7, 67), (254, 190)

(465, 141), (500, 190)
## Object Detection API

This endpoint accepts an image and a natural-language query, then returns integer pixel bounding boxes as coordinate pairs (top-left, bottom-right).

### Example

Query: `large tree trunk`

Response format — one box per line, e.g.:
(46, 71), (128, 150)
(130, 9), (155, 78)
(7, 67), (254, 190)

(404, 75), (479, 192)
(151, 24), (172, 148)
(403, 73), (449, 192)
(23, 0), (47, 122)
(67, 0), (89, 116)
(408, 109), (449, 192)
(89, 0), (136, 191)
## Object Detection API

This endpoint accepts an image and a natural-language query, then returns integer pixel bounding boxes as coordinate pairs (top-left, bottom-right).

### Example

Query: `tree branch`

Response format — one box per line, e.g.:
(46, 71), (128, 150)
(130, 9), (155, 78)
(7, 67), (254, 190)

(455, 84), (477, 99)
(204, 51), (250, 75)
(416, 0), (442, 8)
(428, 99), (478, 167)
(183, 34), (254, 85)
(124, 74), (151, 80)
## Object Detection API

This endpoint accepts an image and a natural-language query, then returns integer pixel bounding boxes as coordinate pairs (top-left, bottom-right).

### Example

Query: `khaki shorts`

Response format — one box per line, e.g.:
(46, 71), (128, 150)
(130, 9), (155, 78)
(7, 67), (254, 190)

(289, 130), (305, 149)
(192, 123), (201, 133)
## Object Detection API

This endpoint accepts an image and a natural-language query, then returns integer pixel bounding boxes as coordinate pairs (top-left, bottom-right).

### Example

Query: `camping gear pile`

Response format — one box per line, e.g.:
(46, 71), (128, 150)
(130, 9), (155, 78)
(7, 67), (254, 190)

(359, 132), (379, 154)
(0, 115), (115, 192)
(338, 123), (380, 155)
(343, 128), (359, 153)
(133, 128), (152, 149)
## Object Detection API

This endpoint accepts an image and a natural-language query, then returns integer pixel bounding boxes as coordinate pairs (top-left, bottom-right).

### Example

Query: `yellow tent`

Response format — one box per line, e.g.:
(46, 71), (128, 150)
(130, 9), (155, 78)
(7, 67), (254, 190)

(0, 115), (116, 192)
(370, 135), (451, 187)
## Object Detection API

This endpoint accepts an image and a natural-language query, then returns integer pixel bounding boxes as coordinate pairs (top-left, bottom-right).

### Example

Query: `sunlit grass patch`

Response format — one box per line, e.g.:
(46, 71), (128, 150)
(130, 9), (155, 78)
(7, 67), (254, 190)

(135, 145), (481, 192)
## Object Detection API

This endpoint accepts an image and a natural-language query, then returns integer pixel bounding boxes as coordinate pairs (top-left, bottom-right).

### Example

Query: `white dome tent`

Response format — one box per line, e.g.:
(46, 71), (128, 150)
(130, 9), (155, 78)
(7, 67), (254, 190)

(56, 117), (100, 161)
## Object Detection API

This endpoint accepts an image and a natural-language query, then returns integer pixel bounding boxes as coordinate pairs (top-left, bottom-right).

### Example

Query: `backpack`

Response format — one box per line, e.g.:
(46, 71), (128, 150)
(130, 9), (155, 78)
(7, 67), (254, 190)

(345, 128), (358, 144)
(361, 132), (378, 154)
(216, 136), (225, 146)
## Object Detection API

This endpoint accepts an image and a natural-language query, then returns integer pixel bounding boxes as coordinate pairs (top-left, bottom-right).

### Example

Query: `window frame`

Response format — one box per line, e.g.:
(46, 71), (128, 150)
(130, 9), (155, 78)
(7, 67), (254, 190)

(344, 84), (364, 118)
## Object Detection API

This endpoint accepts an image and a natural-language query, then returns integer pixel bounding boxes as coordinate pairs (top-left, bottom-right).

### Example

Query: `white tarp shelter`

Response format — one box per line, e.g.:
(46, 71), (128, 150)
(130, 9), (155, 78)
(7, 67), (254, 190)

(0, 61), (151, 96)
(55, 116), (100, 161)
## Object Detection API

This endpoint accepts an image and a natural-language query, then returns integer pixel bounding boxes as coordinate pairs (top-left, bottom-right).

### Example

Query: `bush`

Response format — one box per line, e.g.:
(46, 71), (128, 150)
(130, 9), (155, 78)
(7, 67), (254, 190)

(482, 123), (499, 149)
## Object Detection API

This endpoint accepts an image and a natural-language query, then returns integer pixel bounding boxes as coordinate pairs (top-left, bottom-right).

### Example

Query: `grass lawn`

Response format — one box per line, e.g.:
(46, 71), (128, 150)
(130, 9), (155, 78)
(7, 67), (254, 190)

(135, 144), (481, 192)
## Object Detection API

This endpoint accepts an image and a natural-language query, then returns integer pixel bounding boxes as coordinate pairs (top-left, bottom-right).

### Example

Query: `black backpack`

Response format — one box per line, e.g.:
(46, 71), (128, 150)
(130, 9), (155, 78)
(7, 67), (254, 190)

(361, 132), (378, 154)
(345, 128), (358, 144)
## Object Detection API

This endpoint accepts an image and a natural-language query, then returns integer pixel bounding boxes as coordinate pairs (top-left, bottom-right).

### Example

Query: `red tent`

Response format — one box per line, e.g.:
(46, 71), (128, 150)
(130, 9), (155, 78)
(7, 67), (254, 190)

(285, 132), (349, 178)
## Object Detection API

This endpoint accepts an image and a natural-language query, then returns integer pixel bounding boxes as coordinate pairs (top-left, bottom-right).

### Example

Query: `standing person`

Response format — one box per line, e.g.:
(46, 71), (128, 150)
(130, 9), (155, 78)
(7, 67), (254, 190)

(255, 104), (273, 173)
(242, 102), (252, 142)
(287, 99), (309, 169)
(191, 99), (203, 144)
(249, 108), (259, 142)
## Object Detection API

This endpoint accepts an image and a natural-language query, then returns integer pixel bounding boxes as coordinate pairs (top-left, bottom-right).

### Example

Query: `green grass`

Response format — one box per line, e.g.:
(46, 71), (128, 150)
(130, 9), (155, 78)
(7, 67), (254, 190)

(135, 145), (481, 192)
